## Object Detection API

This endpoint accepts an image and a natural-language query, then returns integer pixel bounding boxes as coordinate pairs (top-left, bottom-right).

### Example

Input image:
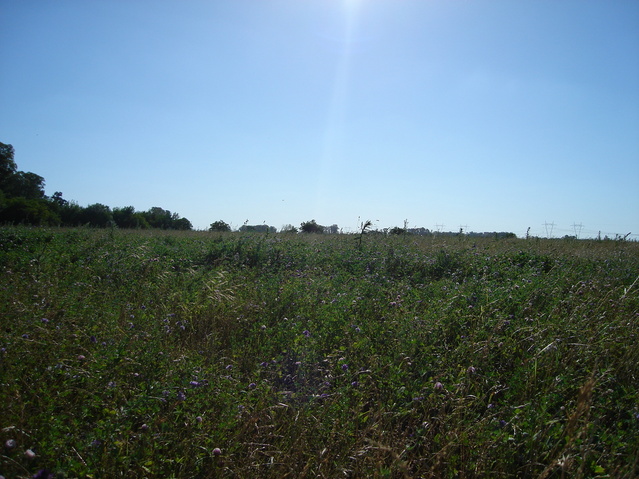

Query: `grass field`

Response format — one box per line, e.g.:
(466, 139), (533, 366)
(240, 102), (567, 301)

(1, 227), (638, 478)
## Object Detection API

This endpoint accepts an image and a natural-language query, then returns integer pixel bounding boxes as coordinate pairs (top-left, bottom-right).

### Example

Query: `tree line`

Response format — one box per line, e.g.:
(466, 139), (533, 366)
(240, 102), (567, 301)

(0, 142), (192, 229)
(2, 141), (518, 237)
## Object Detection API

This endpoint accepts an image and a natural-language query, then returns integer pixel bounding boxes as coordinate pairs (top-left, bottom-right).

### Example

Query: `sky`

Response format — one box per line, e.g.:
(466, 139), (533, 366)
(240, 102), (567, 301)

(1, 0), (638, 237)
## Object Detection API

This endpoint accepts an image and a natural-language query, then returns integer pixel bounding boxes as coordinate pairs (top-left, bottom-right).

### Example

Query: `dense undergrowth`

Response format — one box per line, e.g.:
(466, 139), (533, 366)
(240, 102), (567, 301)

(1, 227), (638, 478)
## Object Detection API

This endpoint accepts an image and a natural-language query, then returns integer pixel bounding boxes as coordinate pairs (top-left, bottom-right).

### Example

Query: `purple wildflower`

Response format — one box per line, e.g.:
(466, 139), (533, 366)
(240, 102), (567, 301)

(33, 470), (54, 479)
(302, 330), (310, 337)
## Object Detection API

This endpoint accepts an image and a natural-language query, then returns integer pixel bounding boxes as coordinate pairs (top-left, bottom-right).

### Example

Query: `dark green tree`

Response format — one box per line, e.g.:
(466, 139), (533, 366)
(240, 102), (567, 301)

(143, 207), (173, 229)
(173, 217), (192, 230)
(0, 197), (59, 225)
(7, 171), (46, 199)
(300, 219), (324, 234)
(81, 203), (113, 227)
(0, 142), (17, 192)
(50, 191), (68, 207)
(58, 201), (84, 226)
(113, 206), (142, 228)
(389, 226), (407, 235)
(0, 142), (45, 200)
(209, 220), (231, 232)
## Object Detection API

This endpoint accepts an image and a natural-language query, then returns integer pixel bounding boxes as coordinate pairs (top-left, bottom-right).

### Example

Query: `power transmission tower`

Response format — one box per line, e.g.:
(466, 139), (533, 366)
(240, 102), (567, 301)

(572, 223), (583, 239)
(435, 223), (444, 233)
(459, 224), (468, 234)
(543, 221), (555, 238)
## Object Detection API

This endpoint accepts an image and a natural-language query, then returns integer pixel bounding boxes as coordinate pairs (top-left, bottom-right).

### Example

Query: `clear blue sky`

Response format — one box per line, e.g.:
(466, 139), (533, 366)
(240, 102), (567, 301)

(1, 0), (638, 237)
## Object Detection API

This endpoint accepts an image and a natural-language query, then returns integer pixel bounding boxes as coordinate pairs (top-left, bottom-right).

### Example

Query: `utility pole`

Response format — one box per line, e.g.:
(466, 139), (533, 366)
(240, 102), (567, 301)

(543, 221), (555, 239)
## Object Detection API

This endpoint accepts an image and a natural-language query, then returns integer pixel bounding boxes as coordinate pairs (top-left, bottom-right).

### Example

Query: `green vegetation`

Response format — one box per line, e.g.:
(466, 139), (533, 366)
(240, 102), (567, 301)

(1, 228), (638, 478)
(0, 142), (192, 229)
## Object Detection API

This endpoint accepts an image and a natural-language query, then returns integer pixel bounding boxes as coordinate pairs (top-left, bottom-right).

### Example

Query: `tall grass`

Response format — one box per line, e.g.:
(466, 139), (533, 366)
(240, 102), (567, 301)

(1, 227), (637, 478)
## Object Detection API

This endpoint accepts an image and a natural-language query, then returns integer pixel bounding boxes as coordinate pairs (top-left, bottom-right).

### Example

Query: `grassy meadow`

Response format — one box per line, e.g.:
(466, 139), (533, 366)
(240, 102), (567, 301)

(1, 227), (638, 478)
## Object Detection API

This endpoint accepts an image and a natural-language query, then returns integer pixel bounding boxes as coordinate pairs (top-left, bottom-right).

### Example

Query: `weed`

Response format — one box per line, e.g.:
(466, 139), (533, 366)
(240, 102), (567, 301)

(0, 227), (637, 477)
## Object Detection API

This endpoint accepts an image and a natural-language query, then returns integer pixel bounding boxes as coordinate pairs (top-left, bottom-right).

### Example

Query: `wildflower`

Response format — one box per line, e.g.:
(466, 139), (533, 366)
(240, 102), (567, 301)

(434, 381), (444, 390)
(213, 447), (222, 456)
(41, 318), (49, 324)
(341, 363), (349, 371)
(190, 381), (200, 387)
(248, 382), (256, 389)
(196, 416), (203, 424)
(140, 424), (149, 431)
(260, 325), (267, 330)
(33, 470), (54, 479)
(302, 330), (310, 337)
(177, 390), (186, 401)
(77, 355), (86, 360)
(24, 449), (36, 459)
(467, 366), (476, 374)
(351, 381), (359, 387)
(107, 381), (116, 388)
(4, 439), (16, 450)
